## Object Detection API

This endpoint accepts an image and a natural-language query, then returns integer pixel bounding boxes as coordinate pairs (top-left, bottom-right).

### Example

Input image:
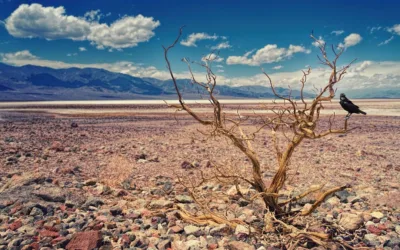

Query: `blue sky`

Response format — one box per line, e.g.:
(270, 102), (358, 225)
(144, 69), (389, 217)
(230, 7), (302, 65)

(0, 0), (399, 93)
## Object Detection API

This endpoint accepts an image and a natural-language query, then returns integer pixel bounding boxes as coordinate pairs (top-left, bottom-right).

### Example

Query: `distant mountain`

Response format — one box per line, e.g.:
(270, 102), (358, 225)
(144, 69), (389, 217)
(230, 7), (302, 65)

(0, 63), (310, 101)
(345, 88), (400, 99)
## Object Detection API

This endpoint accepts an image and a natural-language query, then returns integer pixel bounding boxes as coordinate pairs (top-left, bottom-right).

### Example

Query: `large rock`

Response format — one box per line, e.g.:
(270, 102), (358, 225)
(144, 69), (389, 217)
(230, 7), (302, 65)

(66, 231), (102, 250)
(339, 213), (364, 230)
(32, 187), (66, 202)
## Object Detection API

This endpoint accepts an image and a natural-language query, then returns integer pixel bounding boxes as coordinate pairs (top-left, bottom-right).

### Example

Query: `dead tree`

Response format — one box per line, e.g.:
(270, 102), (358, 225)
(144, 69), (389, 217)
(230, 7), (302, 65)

(162, 27), (358, 244)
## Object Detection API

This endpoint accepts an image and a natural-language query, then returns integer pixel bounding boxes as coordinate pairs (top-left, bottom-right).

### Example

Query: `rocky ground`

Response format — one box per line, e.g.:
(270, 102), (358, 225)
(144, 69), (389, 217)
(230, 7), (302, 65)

(0, 104), (399, 250)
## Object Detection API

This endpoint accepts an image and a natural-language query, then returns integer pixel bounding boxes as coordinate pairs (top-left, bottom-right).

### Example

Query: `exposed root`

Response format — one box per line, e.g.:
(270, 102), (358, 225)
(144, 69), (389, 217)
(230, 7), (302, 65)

(175, 204), (245, 228)
(272, 214), (329, 248)
(279, 184), (325, 206)
(301, 184), (349, 216)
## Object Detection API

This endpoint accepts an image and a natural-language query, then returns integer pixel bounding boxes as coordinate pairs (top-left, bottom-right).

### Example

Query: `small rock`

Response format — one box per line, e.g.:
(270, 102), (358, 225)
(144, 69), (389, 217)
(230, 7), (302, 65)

(84, 179), (97, 186)
(71, 122), (78, 128)
(30, 207), (44, 216)
(235, 224), (254, 236)
(364, 233), (380, 247)
(8, 220), (22, 231)
(335, 190), (352, 203)
(175, 195), (194, 203)
(184, 225), (201, 236)
(210, 224), (230, 236)
(110, 206), (122, 216)
(157, 239), (171, 250)
(339, 213), (364, 230)
(371, 211), (384, 220)
(149, 200), (173, 209)
(385, 237), (400, 248)
(367, 224), (385, 235)
(227, 241), (255, 250)
(326, 197), (341, 206)
(185, 240), (200, 250)
(395, 225), (400, 235)
(50, 141), (64, 151)
(168, 225), (183, 234)
(84, 196), (104, 208)
(8, 238), (23, 248)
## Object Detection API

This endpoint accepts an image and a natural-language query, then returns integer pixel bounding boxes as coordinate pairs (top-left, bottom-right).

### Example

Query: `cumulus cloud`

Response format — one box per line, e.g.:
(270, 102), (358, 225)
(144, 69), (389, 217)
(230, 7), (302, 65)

(180, 33), (218, 47)
(338, 33), (362, 49)
(4, 3), (160, 49)
(226, 44), (310, 66)
(331, 30), (344, 36)
(201, 53), (224, 63)
(378, 36), (394, 46)
(387, 24), (400, 35)
(221, 60), (400, 93)
(0, 50), (38, 61)
(272, 65), (283, 70)
(5, 4), (91, 41)
(211, 41), (231, 50)
(312, 36), (325, 47)
(87, 15), (160, 49)
(79, 47), (87, 51)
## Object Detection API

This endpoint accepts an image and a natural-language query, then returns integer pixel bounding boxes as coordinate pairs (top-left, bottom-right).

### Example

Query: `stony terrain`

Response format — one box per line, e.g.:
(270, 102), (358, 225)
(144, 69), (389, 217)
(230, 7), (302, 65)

(0, 102), (399, 249)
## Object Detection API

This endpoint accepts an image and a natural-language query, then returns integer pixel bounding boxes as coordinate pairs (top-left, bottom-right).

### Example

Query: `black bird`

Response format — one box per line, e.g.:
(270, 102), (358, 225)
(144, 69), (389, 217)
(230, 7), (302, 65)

(339, 93), (366, 119)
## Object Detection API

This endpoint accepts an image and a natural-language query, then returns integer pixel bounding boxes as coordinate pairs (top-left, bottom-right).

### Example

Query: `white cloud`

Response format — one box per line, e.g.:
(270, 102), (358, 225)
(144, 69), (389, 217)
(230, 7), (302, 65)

(201, 53), (224, 63)
(220, 60), (400, 93)
(226, 44), (310, 66)
(84, 9), (102, 22)
(87, 15), (160, 49)
(79, 47), (87, 52)
(211, 41), (231, 50)
(370, 26), (382, 34)
(217, 69), (224, 73)
(331, 30), (344, 36)
(0, 50), (38, 61)
(5, 3), (160, 49)
(216, 65), (224, 68)
(312, 36), (325, 47)
(387, 24), (400, 36)
(338, 33), (362, 49)
(272, 65), (283, 70)
(180, 33), (218, 47)
(66, 53), (77, 57)
(378, 36), (394, 46)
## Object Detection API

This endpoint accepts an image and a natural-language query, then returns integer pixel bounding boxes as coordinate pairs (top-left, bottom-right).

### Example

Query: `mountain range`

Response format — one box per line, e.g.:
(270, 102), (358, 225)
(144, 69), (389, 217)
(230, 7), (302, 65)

(0, 63), (311, 101)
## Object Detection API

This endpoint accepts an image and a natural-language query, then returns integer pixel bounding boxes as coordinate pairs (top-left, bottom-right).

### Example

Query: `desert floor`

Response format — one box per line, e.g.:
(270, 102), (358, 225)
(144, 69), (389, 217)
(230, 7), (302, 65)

(0, 100), (399, 249)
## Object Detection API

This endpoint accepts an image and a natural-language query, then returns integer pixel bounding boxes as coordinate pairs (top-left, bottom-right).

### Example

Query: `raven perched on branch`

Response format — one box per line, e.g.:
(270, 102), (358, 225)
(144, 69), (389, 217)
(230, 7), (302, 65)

(339, 93), (366, 119)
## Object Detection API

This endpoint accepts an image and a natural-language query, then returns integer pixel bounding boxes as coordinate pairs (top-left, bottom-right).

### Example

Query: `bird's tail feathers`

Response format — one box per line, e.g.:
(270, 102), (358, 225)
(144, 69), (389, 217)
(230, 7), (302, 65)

(360, 110), (367, 115)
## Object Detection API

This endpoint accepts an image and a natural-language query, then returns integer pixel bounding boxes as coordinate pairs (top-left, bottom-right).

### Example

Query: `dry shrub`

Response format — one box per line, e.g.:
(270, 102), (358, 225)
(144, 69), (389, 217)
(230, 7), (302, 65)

(98, 155), (134, 188)
(160, 27), (361, 247)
